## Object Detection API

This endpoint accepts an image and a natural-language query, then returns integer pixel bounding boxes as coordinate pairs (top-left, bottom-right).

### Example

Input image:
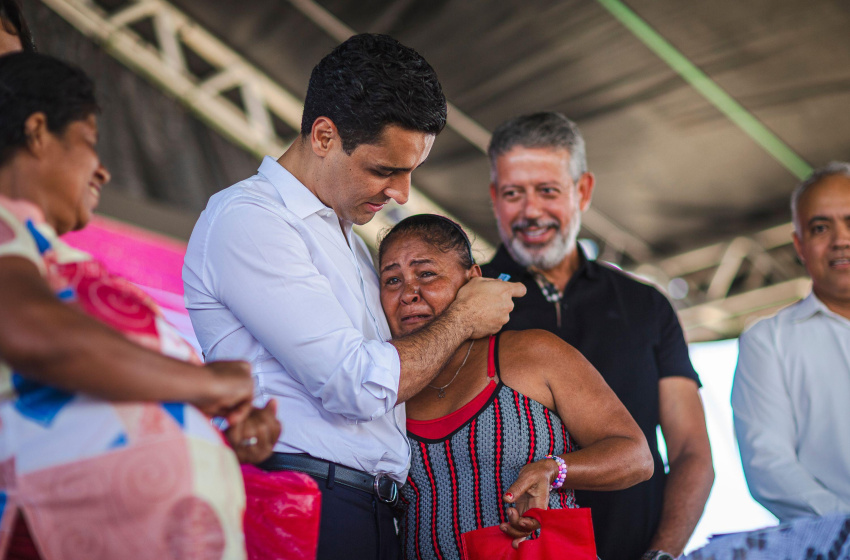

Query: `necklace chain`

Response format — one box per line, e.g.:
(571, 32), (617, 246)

(429, 339), (475, 398)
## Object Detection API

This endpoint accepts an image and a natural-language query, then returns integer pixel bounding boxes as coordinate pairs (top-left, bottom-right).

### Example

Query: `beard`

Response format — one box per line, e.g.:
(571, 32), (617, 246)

(497, 210), (581, 271)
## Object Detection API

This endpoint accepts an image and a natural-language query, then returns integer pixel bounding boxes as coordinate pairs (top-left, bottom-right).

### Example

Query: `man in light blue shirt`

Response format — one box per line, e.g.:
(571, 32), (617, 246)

(732, 162), (850, 522)
(183, 34), (525, 559)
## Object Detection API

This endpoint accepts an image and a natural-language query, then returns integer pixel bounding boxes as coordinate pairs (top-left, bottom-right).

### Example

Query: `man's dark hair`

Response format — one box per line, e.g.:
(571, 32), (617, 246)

(0, 52), (99, 165)
(1, 0), (35, 52)
(301, 33), (447, 154)
(488, 112), (587, 182)
(379, 214), (475, 270)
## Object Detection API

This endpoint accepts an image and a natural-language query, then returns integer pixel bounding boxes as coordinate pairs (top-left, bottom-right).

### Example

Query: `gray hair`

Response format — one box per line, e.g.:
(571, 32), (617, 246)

(487, 112), (587, 183)
(791, 161), (850, 230)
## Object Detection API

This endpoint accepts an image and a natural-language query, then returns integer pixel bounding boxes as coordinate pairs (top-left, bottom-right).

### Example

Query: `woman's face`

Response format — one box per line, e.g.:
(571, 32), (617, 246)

(379, 233), (481, 338)
(39, 114), (111, 234)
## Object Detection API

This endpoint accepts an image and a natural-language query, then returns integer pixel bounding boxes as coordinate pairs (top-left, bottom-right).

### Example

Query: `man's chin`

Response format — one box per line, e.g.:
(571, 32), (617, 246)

(348, 210), (378, 226)
(518, 240), (551, 255)
(504, 227), (575, 270)
(506, 240), (557, 269)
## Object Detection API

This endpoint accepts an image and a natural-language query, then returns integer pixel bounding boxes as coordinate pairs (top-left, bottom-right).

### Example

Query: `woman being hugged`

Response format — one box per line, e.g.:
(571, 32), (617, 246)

(378, 214), (653, 560)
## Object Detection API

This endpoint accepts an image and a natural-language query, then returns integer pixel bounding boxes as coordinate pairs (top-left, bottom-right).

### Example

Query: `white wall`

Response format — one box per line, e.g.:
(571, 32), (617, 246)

(684, 339), (778, 553)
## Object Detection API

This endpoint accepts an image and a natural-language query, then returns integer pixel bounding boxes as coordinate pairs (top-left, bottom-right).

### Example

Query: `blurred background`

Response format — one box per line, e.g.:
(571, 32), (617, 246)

(24, 0), (850, 550)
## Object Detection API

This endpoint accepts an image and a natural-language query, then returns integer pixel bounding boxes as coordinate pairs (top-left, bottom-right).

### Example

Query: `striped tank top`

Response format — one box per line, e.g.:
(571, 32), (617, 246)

(400, 333), (578, 560)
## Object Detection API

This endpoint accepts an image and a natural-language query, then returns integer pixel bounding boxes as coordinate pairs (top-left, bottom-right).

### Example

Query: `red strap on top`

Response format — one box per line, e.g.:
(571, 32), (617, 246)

(407, 335), (498, 440)
(487, 334), (496, 378)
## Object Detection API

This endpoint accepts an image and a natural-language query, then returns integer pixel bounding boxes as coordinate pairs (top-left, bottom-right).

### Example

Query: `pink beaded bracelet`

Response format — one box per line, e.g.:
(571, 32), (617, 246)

(545, 455), (567, 490)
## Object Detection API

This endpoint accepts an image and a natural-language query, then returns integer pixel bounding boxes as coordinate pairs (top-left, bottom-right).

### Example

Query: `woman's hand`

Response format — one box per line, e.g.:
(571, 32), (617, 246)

(225, 400), (282, 464)
(499, 457), (559, 547)
(192, 360), (255, 425)
(0, 258), (258, 413)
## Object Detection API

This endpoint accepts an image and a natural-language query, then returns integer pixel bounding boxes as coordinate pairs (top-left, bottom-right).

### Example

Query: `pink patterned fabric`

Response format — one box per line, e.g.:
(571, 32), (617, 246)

(0, 198), (247, 560)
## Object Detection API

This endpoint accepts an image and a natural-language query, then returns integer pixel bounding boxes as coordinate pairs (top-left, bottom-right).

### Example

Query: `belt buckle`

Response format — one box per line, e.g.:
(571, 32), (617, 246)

(373, 474), (398, 505)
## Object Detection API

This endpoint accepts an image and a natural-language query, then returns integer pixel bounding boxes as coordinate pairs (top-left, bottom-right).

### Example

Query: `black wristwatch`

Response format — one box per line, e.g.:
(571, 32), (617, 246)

(641, 551), (676, 560)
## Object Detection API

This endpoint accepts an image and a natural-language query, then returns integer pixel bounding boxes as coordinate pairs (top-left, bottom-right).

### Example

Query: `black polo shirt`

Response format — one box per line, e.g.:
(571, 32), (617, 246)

(482, 245), (700, 560)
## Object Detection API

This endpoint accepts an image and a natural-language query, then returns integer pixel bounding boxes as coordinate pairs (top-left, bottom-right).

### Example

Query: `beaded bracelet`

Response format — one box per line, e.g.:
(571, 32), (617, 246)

(544, 455), (567, 490)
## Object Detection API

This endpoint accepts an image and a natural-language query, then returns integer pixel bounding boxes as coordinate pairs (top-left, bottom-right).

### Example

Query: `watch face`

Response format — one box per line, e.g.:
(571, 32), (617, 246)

(643, 551), (677, 560)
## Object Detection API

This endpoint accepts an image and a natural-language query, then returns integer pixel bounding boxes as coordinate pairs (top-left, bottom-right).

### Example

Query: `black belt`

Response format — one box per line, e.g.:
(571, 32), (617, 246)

(259, 453), (399, 506)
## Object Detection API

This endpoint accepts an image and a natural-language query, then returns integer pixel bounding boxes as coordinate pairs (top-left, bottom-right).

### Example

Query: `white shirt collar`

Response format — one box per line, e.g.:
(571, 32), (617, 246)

(257, 156), (331, 221)
(790, 291), (850, 325)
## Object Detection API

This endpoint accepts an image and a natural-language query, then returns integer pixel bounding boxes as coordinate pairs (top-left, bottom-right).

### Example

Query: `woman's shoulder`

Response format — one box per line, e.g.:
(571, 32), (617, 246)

(496, 330), (587, 407)
(498, 329), (583, 365)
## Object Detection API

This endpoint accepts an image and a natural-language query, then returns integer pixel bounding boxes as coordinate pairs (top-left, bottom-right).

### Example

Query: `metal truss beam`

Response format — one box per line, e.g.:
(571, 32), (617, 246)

(42, 0), (296, 156)
(41, 0), (492, 255)
(632, 221), (809, 341)
(678, 277), (810, 341)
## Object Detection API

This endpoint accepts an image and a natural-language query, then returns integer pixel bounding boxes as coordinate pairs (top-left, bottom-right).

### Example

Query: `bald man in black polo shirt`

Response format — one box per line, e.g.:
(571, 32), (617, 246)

(482, 112), (714, 560)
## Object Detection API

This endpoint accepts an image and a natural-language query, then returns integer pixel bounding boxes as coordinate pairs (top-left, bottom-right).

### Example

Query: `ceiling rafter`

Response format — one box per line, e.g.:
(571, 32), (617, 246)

(596, 0), (813, 181)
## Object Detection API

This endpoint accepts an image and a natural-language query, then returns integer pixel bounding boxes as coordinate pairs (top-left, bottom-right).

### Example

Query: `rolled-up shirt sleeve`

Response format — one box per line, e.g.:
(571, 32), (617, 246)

(202, 198), (400, 422)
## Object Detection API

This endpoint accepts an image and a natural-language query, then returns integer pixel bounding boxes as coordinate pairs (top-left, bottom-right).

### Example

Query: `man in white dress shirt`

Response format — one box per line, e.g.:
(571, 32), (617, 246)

(732, 162), (850, 522)
(183, 34), (524, 559)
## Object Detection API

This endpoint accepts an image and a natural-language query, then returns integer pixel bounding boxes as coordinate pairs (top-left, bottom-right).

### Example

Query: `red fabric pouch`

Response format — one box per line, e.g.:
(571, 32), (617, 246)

(241, 465), (322, 560)
(460, 507), (596, 560)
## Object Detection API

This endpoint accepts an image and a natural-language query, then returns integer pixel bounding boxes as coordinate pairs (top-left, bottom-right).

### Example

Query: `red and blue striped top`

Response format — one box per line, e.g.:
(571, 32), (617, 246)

(400, 333), (578, 560)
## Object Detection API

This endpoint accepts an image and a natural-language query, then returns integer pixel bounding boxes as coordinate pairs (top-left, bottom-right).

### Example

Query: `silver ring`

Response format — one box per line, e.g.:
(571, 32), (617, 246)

(240, 436), (258, 447)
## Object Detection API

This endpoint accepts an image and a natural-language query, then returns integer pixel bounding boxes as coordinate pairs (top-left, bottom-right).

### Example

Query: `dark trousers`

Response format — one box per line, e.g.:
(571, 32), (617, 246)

(309, 474), (401, 560)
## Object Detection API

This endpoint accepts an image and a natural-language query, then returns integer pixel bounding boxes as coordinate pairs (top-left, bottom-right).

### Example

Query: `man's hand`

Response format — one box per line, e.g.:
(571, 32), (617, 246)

(394, 278), (525, 404)
(499, 458), (557, 547)
(193, 360), (254, 425)
(453, 277), (526, 339)
(225, 400), (282, 464)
